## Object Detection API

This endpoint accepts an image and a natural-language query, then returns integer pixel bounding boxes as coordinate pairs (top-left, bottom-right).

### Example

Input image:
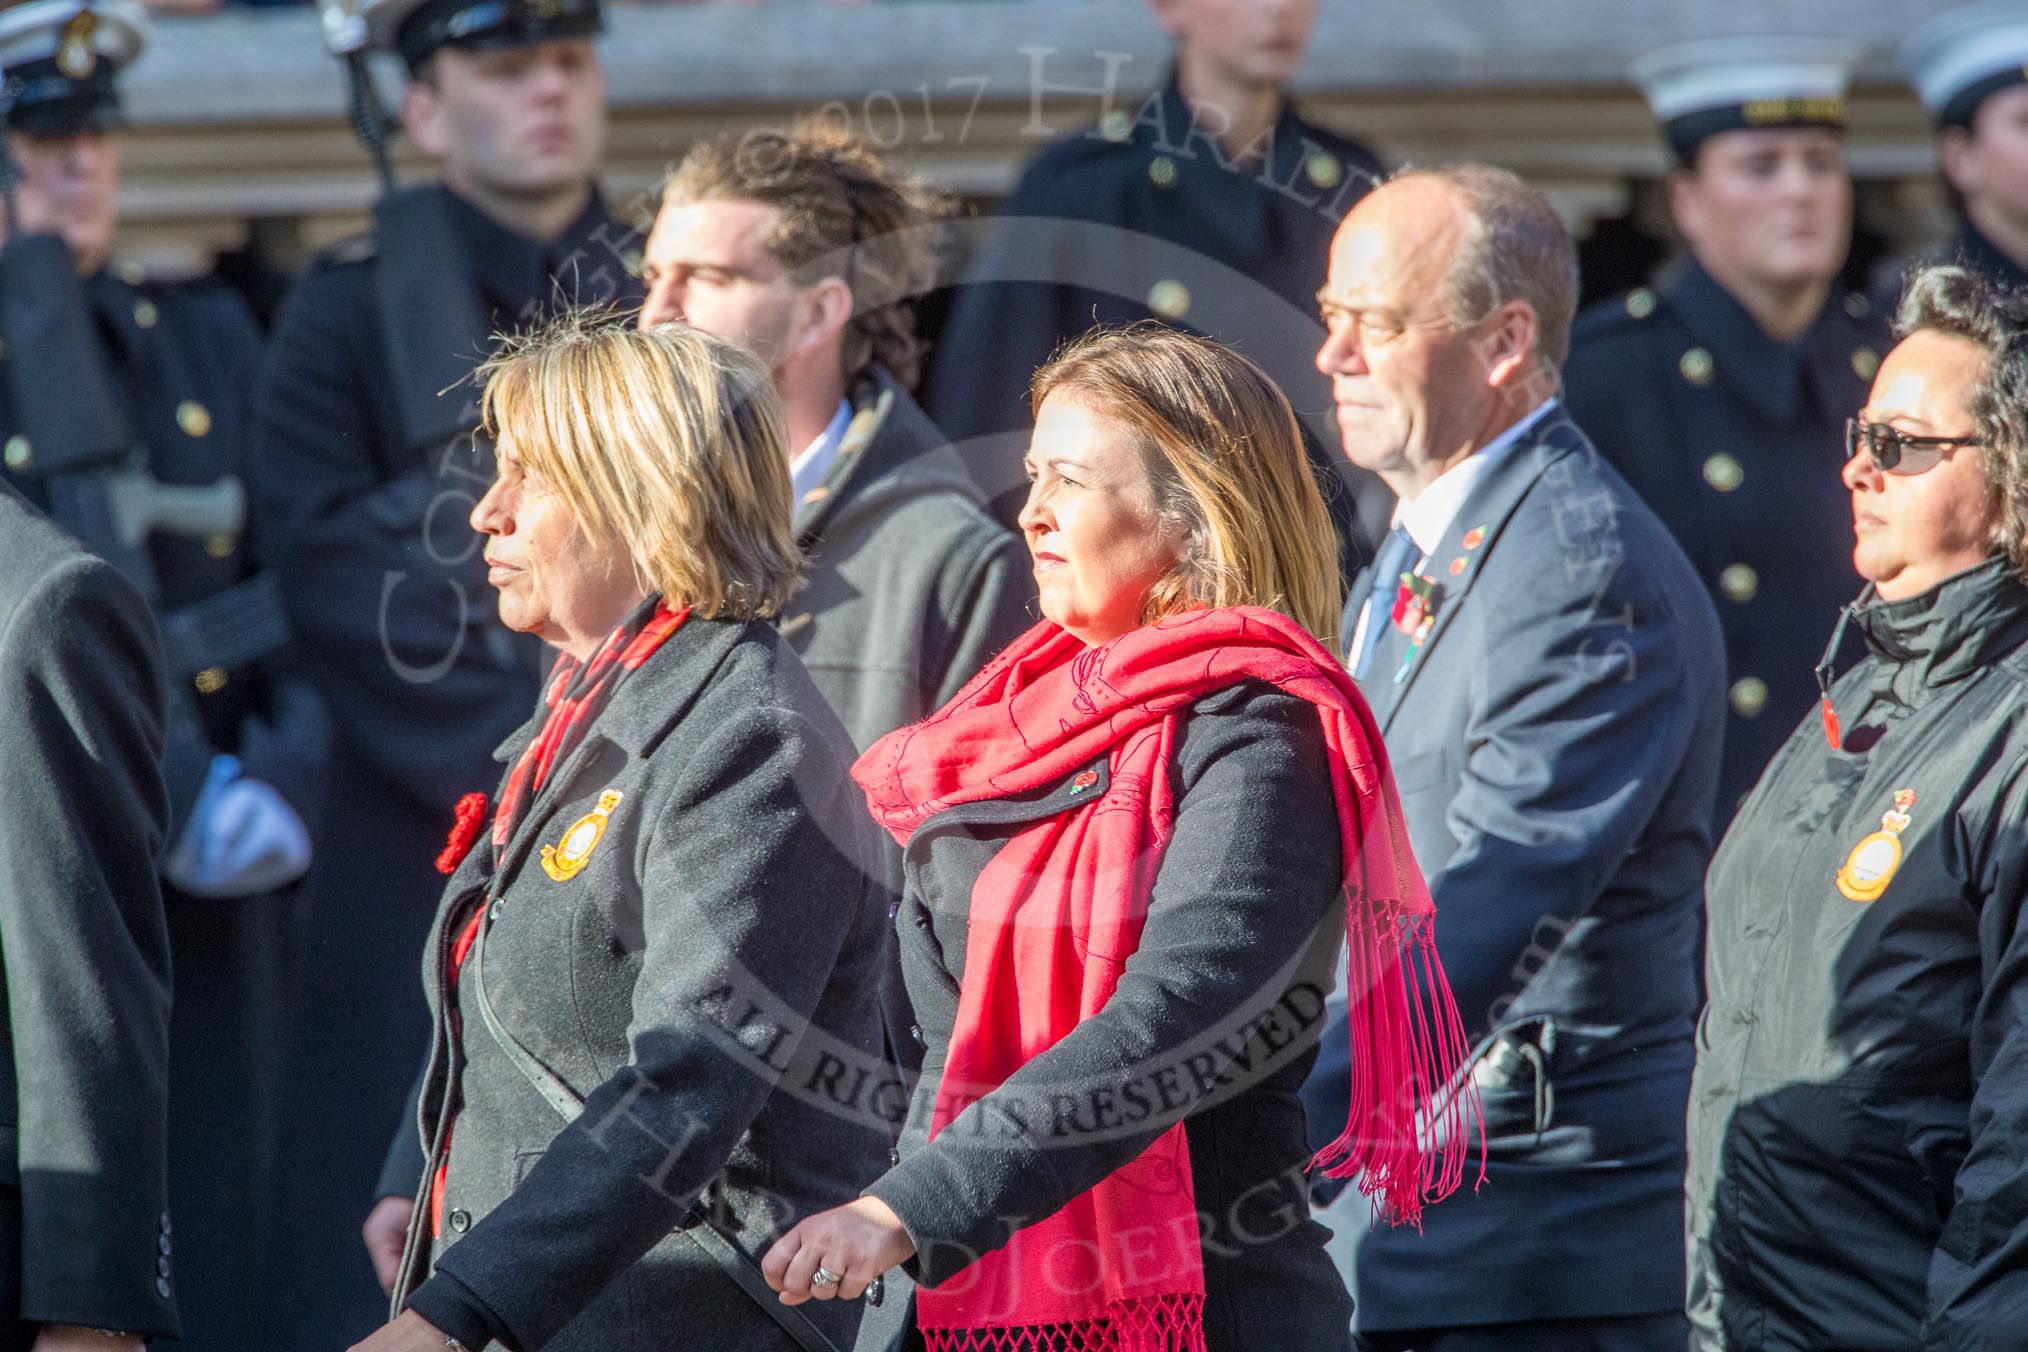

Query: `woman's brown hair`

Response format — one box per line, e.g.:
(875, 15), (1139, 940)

(1031, 324), (1344, 645)
(478, 313), (801, 621)
(1894, 263), (2028, 577)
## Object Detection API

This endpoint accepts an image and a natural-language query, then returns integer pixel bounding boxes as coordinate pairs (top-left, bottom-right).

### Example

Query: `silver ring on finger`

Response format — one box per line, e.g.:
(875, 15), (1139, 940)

(811, 1266), (843, 1288)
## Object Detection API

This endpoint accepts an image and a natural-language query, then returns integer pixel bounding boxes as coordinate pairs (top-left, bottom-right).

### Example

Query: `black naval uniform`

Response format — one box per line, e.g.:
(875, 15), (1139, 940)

(921, 70), (1391, 561)
(1872, 219), (2028, 316)
(1564, 259), (1889, 818)
(0, 235), (315, 1352)
(249, 184), (642, 1343)
(1945, 220), (2028, 295)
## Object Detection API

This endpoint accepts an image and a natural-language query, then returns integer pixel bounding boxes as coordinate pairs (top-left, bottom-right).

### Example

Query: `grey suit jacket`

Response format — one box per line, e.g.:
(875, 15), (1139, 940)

(1302, 409), (1726, 1330)
(0, 482), (176, 1343)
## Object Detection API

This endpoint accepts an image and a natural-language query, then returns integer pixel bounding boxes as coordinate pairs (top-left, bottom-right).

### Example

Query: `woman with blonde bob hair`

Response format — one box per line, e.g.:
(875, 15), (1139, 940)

(767, 325), (1472, 1352)
(356, 317), (890, 1352)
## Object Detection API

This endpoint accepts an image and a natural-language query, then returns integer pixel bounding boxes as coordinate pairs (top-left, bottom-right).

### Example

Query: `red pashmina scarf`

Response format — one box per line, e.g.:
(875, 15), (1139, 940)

(853, 608), (1472, 1352)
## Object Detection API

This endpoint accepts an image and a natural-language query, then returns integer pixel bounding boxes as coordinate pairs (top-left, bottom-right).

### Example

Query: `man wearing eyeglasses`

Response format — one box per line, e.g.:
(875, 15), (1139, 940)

(1563, 41), (1890, 818)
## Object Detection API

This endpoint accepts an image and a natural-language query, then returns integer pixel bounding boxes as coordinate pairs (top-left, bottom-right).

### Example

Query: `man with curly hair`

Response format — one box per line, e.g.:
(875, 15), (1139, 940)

(640, 119), (1031, 758)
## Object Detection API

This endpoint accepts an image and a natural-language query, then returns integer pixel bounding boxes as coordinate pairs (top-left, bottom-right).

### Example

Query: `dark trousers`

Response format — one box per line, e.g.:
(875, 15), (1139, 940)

(1358, 1312), (1688, 1352)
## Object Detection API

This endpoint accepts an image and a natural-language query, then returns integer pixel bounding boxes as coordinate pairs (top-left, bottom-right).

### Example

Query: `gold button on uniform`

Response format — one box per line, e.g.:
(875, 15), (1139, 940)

(1729, 676), (1769, 718)
(1306, 151), (1342, 189)
(117, 259), (147, 286)
(1149, 155), (1177, 188)
(204, 532), (236, 559)
(1625, 288), (1656, 320)
(3, 435), (29, 471)
(194, 667), (228, 695)
(133, 298), (159, 330)
(1844, 293), (1871, 320)
(1147, 280), (1191, 319)
(1702, 453), (1745, 492)
(1852, 347), (1880, 381)
(176, 400), (212, 439)
(1100, 110), (1133, 143)
(1719, 563), (1760, 604)
(1679, 347), (1715, 385)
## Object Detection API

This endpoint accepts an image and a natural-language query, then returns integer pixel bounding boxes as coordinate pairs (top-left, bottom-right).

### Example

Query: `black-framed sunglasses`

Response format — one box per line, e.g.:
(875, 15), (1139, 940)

(1843, 418), (1981, 475)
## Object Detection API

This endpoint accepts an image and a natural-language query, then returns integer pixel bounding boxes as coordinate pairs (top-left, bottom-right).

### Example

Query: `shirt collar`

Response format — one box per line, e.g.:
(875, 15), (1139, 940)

(1392, 398), (1557, 555)
(791, 398), (855, 503)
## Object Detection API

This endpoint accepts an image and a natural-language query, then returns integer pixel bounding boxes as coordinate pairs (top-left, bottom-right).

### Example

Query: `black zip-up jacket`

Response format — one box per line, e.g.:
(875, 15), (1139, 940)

(1688, 556), (2028, 1350)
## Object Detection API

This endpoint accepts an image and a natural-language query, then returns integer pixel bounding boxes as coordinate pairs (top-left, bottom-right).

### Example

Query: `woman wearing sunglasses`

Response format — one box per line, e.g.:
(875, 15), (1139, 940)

(1685, 262), (2028, 1350)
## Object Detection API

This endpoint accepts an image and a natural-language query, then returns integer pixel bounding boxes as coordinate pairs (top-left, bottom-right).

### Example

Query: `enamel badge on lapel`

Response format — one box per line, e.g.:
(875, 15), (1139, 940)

(542, 789), (622, 882)
(1390, 573), (1443, 684)
(1836, 788), (1915, 903)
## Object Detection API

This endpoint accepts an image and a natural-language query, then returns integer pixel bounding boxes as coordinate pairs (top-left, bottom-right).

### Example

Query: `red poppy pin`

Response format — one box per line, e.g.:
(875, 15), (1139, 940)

(1390, 573), (1440, 645)
(436, 791), (490, 875)
(1388, 573), (1444, 685)
(1070, 770), (1100, 795)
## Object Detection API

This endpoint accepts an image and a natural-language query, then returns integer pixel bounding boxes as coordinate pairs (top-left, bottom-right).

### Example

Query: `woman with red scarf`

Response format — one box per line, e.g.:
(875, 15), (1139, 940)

(352, 318), (889, 1352)
(765, 326), (1473, 1352)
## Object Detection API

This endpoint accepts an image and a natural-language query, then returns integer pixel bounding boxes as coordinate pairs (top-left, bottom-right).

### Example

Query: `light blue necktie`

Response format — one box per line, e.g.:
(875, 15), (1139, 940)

(1354, 526), (1419, 680)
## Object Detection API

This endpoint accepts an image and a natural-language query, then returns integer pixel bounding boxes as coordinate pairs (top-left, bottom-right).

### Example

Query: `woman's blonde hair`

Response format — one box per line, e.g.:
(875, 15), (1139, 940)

(1031, 324), (1344, 645)
(478, 314), (800, 621)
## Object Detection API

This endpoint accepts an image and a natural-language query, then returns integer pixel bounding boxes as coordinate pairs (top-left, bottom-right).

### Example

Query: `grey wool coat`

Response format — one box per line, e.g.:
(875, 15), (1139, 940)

(0, 481), (177, 1345)
(862, 682), (1355, 1352)
(380, 615), (892, 1351)
(784, 366), (1032, 755)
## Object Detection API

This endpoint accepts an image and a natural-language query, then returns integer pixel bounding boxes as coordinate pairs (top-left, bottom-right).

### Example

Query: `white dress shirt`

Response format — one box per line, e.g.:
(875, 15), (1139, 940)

(791, 398), (855, 504)
(1347, 398), (1559, 661)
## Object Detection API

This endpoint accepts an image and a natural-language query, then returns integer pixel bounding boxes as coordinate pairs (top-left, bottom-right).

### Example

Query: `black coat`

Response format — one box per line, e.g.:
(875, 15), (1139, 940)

(248, 185), (644, 1341)
(1689, 557), (2028, 1351)
(0, 236), (318, 1351)
(384, 616), (889, 1352)
(1304, 410), (1725, 1331)
(1564, 258), (1889, 819)
(0, 482), (175, 1345)
(862, 682), (1354, 1352)
(920, 71), (1391, 561)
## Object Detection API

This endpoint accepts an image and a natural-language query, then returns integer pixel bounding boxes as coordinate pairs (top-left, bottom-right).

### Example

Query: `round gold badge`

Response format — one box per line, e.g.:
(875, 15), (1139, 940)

(1836, 831), (1903, 902)
(541, 789), (623, 883)
(1679, 347), (1715, 385)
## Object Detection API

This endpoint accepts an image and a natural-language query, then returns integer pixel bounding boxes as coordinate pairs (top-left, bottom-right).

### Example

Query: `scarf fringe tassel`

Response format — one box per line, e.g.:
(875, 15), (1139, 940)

(1309, 904), (1481, 1227)
(923, 1293), (1207, 1352)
